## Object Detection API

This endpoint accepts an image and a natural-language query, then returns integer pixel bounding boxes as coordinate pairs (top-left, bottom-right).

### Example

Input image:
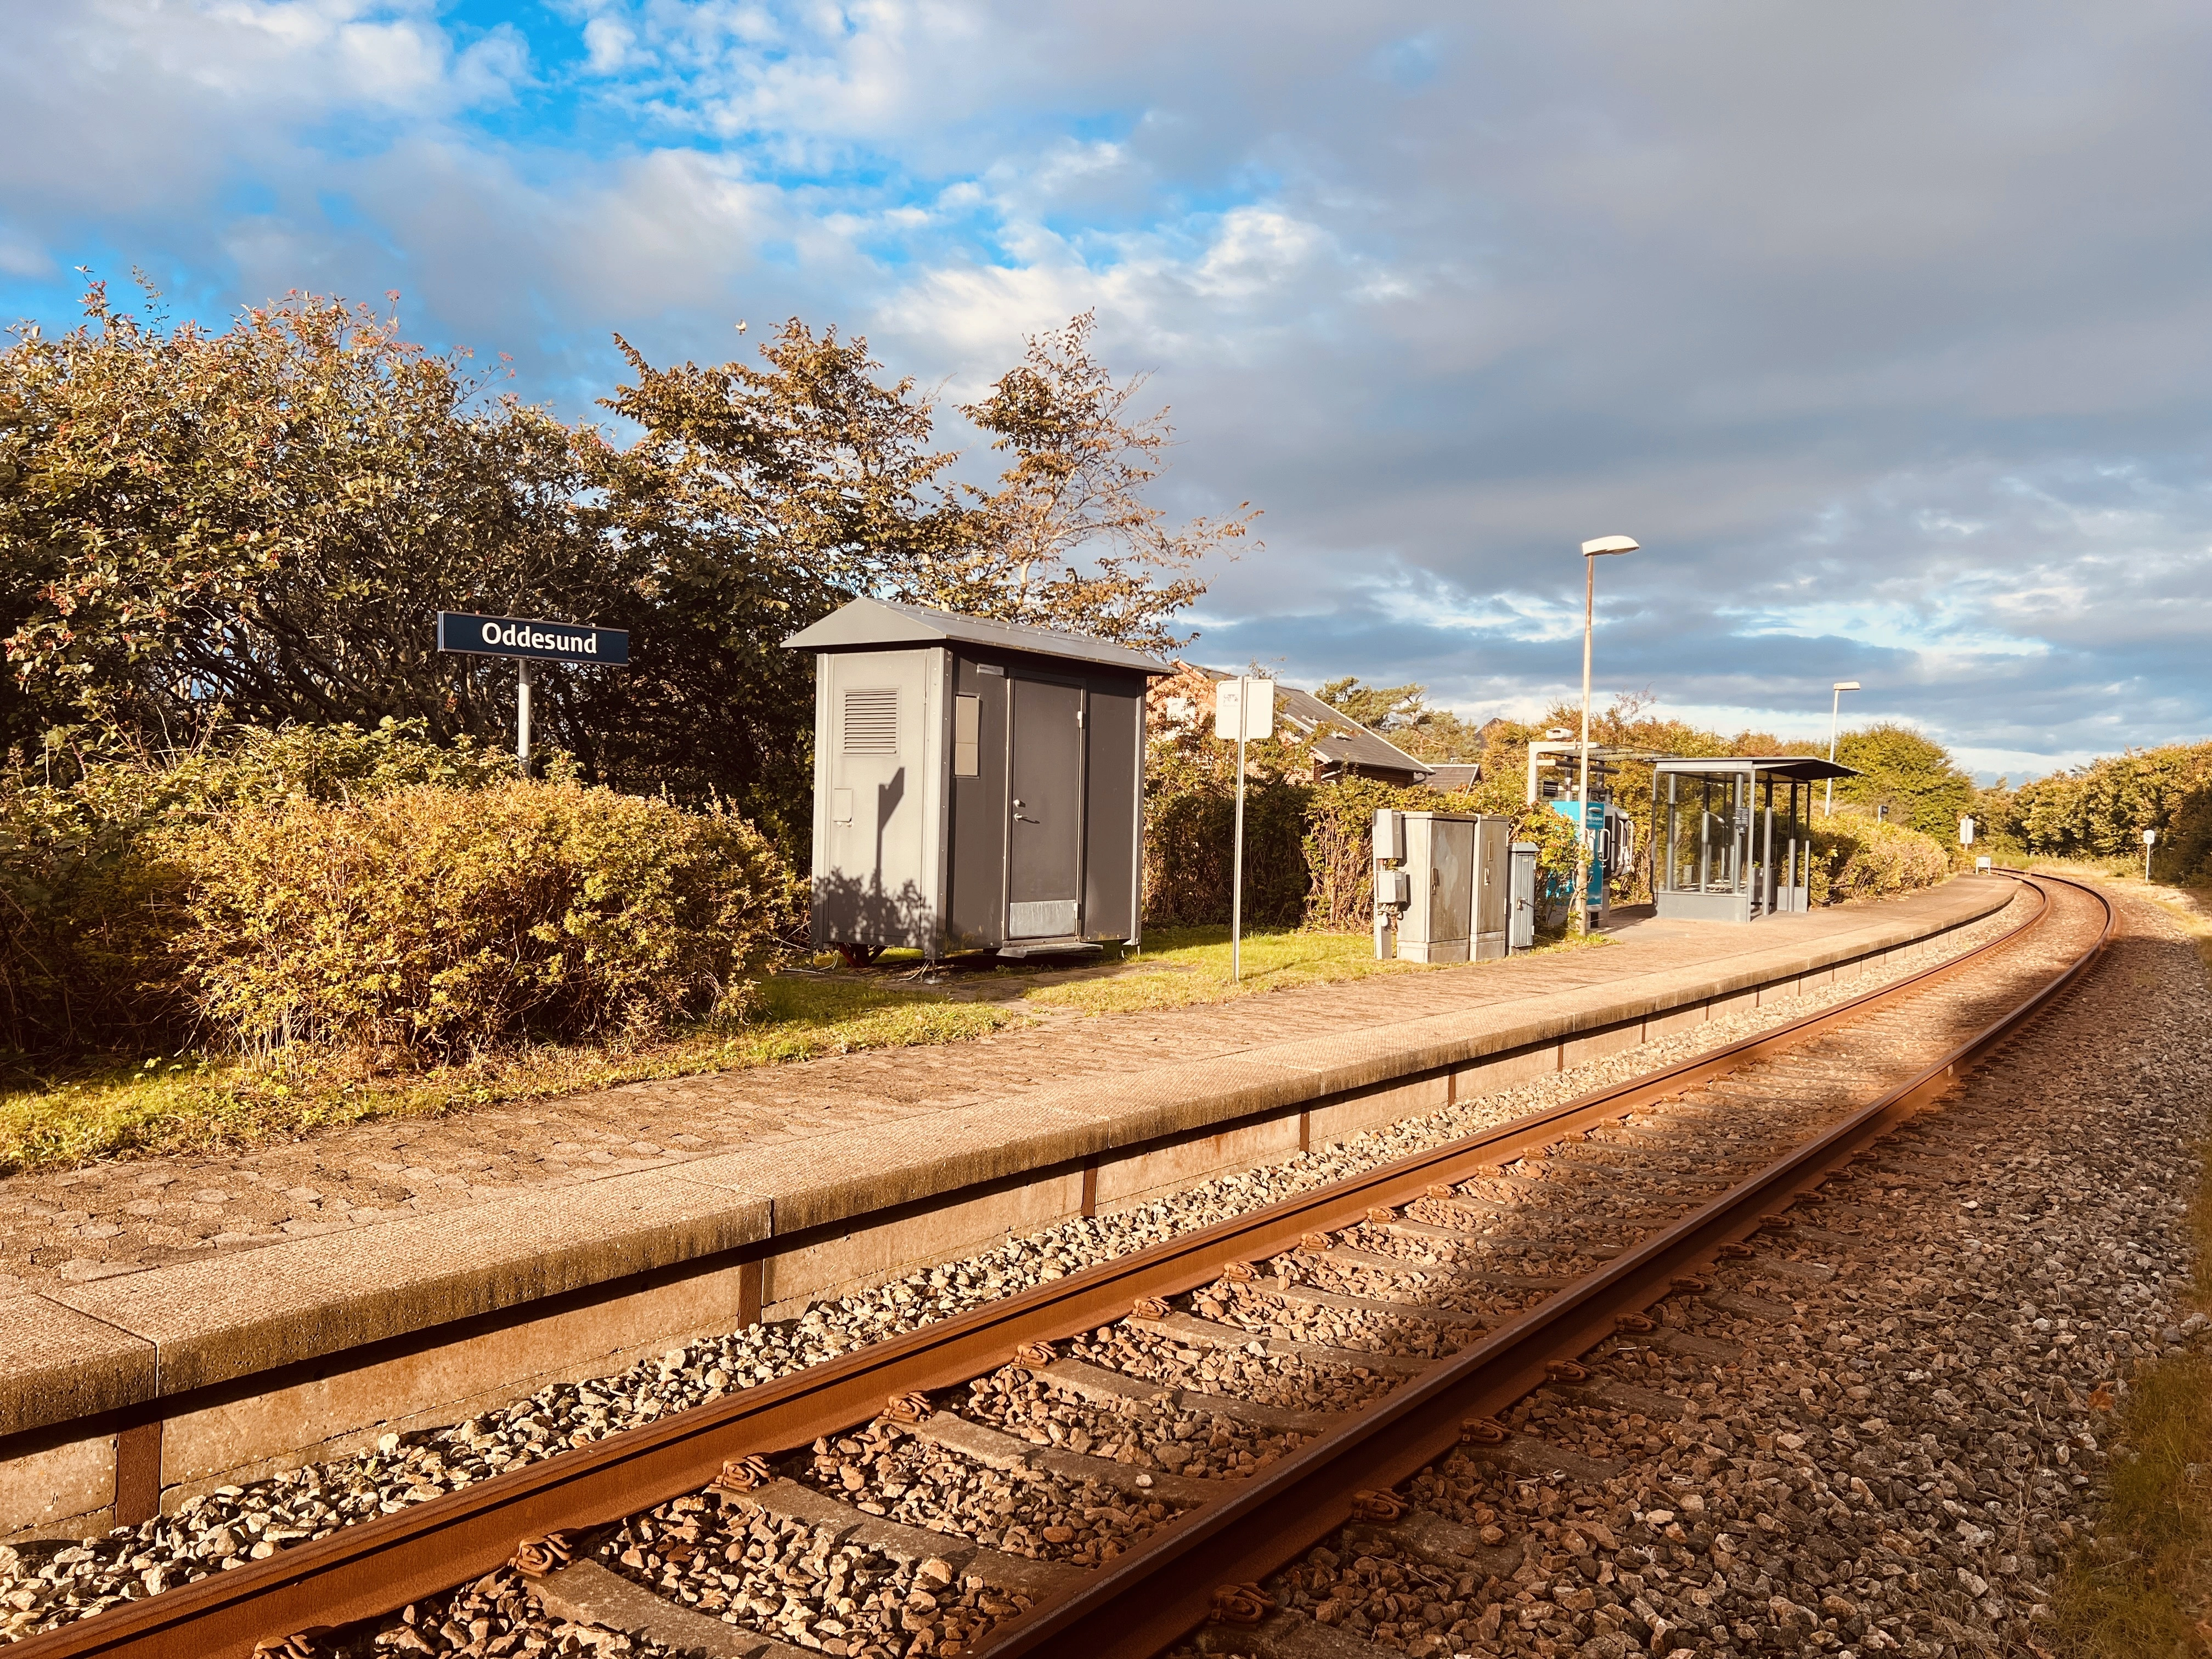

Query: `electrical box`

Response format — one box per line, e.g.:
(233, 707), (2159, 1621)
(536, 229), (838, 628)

(1509, 842), (1538, 953)
(1397, 812), (1476, 963)
(1474, 816), (1511, 960)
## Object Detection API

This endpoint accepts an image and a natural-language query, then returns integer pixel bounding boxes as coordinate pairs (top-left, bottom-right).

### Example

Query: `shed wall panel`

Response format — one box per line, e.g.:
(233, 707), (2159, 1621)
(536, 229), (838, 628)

(1082, 681), (1143, 940)
(946, 657), (1010, 949)
(815, 651), (934, 947)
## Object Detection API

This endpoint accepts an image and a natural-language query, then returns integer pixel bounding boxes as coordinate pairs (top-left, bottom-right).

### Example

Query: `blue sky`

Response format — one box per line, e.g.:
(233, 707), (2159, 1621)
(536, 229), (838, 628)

(7, 2), (2212, 780)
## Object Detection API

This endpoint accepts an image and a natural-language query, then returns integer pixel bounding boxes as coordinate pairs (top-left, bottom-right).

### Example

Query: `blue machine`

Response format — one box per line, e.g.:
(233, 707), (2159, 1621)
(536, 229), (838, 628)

(1545, 798), (1634, 919)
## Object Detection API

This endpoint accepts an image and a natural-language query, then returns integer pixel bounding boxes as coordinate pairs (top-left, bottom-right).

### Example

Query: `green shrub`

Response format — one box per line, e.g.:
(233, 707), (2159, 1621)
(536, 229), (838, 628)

(1809, 812), (1950, 903)
(173, 778), (791, 1060)
(0, 720), (520, 1055)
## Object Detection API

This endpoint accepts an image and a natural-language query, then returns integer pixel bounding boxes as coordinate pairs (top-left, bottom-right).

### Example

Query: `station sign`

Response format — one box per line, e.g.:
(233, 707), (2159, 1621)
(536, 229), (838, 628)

(437, 612), (629, 665)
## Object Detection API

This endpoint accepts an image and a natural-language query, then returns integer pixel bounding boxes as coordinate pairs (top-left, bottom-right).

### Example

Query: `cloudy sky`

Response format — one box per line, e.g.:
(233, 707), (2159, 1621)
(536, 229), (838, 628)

(5, 2), (2209, 779)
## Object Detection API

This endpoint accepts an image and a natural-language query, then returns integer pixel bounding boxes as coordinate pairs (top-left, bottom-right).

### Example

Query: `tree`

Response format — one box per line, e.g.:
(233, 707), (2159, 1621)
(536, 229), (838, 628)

(1, 287), (1257, 849)
(1834, 723), (1973, 840)
(955, 312), (1257, 651)
(1312, 677), (1485, 762)
(0, 279), (604, 754)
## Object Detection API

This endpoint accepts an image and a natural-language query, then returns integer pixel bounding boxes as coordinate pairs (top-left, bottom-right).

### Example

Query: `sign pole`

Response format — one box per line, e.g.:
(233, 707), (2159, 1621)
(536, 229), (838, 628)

(516, 658), (534, 775)
(1232, 721), (1247, 983)
(1214, 676), (1272, 986)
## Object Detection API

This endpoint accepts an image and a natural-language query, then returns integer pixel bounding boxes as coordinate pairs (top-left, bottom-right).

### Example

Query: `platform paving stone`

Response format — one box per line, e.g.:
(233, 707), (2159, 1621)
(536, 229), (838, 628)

(0, 884), (2008, 1407)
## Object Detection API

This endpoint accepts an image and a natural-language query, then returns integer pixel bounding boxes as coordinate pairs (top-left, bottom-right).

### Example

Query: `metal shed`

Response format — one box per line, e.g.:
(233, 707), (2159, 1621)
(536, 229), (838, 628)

(783, 598), (1167, 960)
(1650, 757), (1859, 923)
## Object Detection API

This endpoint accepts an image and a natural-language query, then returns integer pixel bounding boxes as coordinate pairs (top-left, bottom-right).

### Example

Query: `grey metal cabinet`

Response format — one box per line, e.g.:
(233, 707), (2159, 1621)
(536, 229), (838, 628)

(1397, 812), (1476, 963)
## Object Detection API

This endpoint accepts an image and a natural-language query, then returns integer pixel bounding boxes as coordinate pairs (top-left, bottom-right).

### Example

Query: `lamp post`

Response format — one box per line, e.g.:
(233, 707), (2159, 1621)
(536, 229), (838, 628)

(1825, 680), (1861, 817)
(1574, 535), (1639, 934)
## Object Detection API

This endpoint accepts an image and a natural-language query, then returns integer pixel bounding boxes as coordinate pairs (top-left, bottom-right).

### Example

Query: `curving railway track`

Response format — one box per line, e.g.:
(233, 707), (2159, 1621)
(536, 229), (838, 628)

(4, 871), (2114, 1659)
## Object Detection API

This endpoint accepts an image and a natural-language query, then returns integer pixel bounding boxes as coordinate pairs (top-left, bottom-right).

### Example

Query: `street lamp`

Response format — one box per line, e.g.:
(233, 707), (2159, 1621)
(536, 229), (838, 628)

(1825, 680), (1861, 818)
(1575, 535), (1639, 934)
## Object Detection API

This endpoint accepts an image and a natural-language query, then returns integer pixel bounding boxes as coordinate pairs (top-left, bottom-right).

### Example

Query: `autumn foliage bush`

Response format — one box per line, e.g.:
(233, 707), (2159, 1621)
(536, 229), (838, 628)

(176, 778), (788, 1060)
(0, 721), (792, 1061)
(1808, 811), (1949, 904)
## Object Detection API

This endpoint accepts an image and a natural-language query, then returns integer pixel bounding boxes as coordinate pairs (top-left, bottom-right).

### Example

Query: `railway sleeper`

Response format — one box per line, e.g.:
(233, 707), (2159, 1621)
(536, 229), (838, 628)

(1244, 1276), (1483, 1328)
(720, 1478), (1084, 1600)
(1191, 1607), (1392, 1657)
(532, 1556), (808, 1659)
(905, 1410), (1228, 1505)
(1340, 1505), (1524, 1583)
(1025, 1357), (1335, 1436)
(1304, 1243), (1573, 1291)
(1132, 1307), (1432, 1375)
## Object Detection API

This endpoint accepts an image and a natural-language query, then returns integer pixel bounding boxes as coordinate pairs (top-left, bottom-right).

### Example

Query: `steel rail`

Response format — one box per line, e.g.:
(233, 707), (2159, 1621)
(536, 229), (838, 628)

(8, 878), (2058, 1659)
(975, 871), (2115, 1657)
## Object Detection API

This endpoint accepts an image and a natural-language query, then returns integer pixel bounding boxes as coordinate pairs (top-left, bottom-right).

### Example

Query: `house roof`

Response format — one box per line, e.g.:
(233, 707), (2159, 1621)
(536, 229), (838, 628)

(785, 597), (1170, 674)
(1183, 664), (1443, 777)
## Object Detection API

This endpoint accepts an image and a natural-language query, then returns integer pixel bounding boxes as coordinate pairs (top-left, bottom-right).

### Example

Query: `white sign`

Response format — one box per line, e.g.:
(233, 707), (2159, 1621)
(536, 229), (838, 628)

(1215, 676), (1276, 742)
(2143, 828), (2158, 845)
(1958, 815), (1975, 846)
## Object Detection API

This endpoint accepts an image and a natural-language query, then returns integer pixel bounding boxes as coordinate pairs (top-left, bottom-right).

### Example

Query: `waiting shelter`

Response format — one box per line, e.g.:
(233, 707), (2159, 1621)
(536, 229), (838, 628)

(1650, 757), (1859, 923)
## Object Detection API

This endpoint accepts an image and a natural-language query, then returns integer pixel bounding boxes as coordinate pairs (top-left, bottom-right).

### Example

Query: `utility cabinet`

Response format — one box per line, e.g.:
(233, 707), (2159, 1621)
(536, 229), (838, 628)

(1472, 816), (1511, 961)
(1508, 842), (1538, 953)
(1398, 812), (1476, 963)
(1383, 811), (1513, 963)
(784, 597), (1167, 960)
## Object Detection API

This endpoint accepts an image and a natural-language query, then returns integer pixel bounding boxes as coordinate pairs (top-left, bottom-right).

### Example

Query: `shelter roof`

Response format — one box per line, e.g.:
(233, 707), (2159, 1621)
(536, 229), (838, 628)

(1652, 755), (1860, 782)
(783, 597), (1170, 674)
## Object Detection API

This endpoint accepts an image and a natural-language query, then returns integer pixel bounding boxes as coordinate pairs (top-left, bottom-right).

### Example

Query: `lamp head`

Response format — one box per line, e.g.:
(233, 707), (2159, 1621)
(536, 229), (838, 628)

(1833, 680), (1861, 692)
(1581, 535), (1639, 557)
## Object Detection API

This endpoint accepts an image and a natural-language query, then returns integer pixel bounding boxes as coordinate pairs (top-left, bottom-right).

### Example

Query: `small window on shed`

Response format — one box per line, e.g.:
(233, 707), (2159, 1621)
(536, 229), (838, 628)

(842, 687), (899, 754)
(954, 695), (980, 777)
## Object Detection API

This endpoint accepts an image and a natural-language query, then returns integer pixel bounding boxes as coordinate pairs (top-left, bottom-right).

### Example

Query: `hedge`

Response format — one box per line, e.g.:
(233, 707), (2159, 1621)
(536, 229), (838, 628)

(0, 721), (792, 1061)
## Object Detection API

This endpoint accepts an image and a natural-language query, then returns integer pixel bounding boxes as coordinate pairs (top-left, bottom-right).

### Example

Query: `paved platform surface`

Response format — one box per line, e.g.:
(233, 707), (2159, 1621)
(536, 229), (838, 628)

(0, 881), (2009, 1304)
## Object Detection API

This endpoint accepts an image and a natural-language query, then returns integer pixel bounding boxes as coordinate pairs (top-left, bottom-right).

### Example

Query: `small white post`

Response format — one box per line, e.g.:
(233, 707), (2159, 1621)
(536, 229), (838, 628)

(517, 658), (534, 774)
(2143, 827), (2157, 883)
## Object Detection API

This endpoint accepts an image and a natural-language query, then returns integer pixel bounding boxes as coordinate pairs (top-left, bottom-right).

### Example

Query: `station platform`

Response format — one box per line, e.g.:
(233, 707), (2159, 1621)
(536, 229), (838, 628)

(1, 877), (2018, 1538)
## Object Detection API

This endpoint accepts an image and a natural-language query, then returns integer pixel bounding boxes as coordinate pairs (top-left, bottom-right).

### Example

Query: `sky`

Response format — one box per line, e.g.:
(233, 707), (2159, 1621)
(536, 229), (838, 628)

(5, 2), (2210, 781)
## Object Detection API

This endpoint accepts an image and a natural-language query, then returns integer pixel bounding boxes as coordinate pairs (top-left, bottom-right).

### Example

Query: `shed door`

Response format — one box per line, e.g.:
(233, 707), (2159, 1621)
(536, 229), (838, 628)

(1008, 676), (1084, 937)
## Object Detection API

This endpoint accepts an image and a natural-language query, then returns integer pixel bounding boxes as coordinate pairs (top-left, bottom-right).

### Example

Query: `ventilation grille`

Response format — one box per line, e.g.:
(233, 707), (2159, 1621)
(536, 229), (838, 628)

(842, 687), (899, 754)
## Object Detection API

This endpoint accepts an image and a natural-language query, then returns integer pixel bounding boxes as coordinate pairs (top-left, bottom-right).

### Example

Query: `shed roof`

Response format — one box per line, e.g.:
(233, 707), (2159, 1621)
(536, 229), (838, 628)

(1652, 755), (1860, 782)
(783, 597), (1170, 674)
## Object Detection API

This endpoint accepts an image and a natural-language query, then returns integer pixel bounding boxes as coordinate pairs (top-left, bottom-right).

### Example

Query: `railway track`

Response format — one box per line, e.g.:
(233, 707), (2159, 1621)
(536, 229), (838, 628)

(3, 872), (2113, 1659)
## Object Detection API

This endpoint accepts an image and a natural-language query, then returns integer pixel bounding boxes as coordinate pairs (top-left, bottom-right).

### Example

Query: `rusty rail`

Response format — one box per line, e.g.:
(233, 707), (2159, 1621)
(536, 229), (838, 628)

(974, 870), (2114, 1656)
(7, 874), (2076, 1659)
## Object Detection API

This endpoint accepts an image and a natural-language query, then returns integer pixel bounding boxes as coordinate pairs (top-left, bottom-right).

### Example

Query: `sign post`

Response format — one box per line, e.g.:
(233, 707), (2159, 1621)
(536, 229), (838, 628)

(436, 612), (630, 773)
(2143, 827), (2158, 883)
(1215, 676), (1275, 982)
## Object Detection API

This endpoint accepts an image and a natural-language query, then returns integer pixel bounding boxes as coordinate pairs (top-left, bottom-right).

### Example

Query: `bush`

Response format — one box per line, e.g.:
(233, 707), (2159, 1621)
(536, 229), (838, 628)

(1809, 812), (1950, 904)
(174, 778), (791, 1061)
(0, 720), (522, 1055)
(0, 720), (793, 1062)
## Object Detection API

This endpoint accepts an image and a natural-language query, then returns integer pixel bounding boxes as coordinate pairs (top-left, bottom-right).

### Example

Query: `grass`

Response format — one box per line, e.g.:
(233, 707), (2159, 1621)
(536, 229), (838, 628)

(0, 976), (1019, 1177)
(0, 923), (1610, 1177)
(2049, 865), (2212, 1657)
